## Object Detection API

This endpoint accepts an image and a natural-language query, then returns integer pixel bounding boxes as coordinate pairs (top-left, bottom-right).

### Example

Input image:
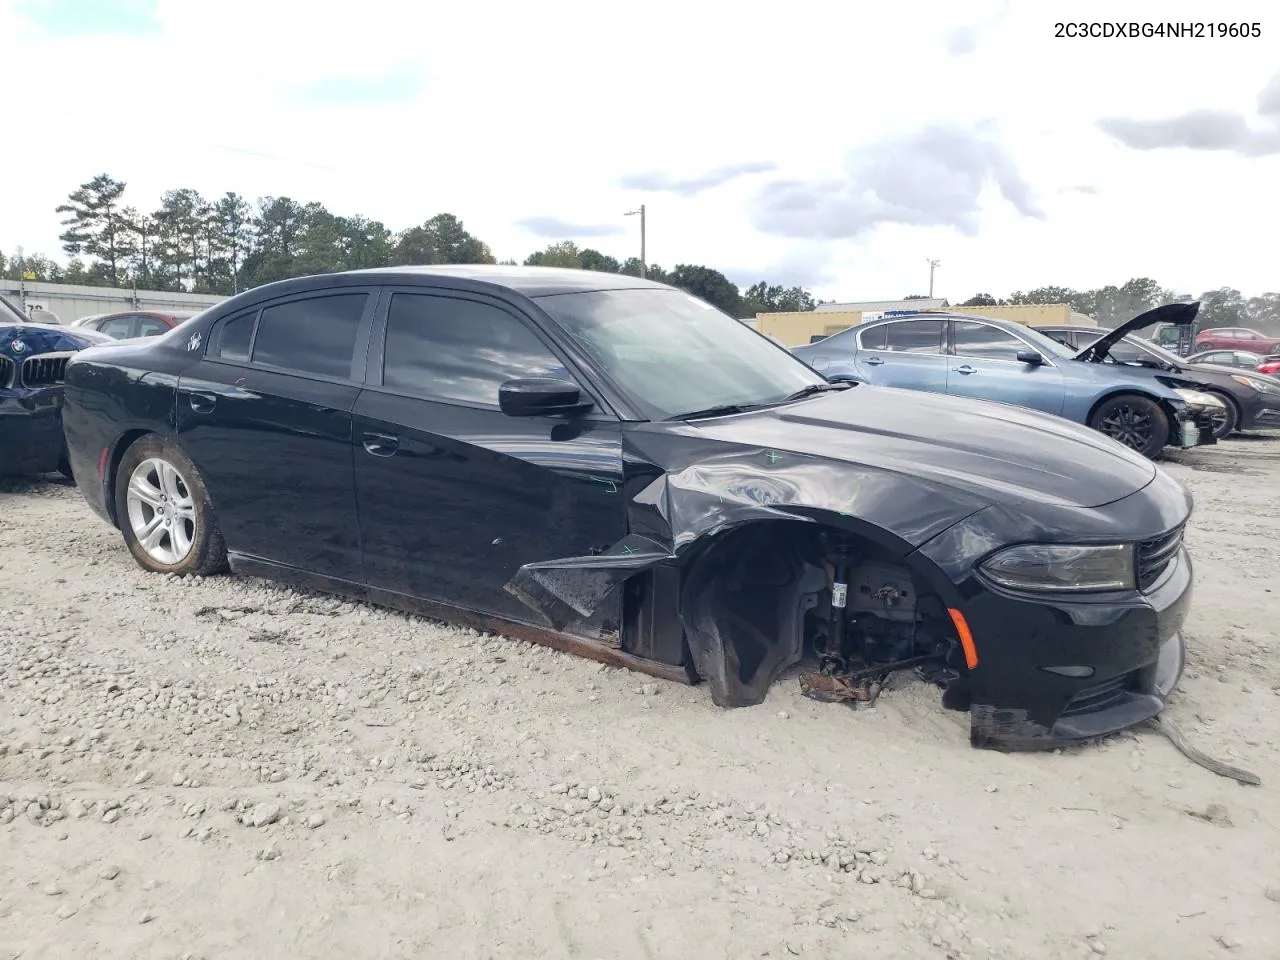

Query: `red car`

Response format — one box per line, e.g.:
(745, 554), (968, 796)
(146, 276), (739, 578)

(1258, 355), (1280, 376)
(1193, 326), (1280, 354)
(71, 310), (197, 339)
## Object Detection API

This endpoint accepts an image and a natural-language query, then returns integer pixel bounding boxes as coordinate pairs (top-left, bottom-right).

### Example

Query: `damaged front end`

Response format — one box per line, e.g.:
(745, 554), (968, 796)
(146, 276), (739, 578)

(1, 322), (108, 477)
(0, 353), (78, 477)
(505, 446), (978, 726)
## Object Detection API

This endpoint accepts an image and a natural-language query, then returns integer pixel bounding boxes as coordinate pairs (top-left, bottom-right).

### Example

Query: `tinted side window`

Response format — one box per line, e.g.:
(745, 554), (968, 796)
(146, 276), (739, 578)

(251, 293), (368, 379)
(137, 317), (170, 337)
(952, 321), (1029, 361)
(857, 324), (888, 351)
(100, 316), (135, 338)
(883, 320), (944, 354)
(216, 310), (257, 362)
(383, 294), (570, 405)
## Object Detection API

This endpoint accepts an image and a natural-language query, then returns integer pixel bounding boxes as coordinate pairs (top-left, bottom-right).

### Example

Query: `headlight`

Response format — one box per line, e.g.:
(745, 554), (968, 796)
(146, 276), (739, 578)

(1230, 375), (1280, 396)
(1172, 388), (1223, 409)
(979, 543), (1135, 593)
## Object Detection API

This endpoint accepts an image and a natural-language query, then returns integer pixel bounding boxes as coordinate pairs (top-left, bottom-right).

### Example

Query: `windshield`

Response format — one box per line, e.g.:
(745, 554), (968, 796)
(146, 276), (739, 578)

(536, 287), (826, 419)
(1077, 331), (1182, 366)
(1125, 337), (1185, 364)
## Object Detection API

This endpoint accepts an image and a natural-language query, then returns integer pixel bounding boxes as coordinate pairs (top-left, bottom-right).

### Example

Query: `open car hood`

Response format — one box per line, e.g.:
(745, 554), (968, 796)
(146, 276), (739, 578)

(1076, 301), (1200, 363)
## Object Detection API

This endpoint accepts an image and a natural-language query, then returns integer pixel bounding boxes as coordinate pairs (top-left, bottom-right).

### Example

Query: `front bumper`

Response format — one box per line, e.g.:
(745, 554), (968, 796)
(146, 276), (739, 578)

(0, 391), (66, 475)
(1238, 392), (1280, 431)
(963, 547), (1192, 751)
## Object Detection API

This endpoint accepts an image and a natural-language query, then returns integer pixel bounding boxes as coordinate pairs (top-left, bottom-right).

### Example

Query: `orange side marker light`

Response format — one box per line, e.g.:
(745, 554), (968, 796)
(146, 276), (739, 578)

(947, 608), (979, 670)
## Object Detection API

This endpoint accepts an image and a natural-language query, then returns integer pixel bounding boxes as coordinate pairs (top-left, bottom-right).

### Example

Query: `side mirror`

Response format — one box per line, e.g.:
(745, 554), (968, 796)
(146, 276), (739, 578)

(1016, 349), (1045, 366)
(498, 377), (592, 417)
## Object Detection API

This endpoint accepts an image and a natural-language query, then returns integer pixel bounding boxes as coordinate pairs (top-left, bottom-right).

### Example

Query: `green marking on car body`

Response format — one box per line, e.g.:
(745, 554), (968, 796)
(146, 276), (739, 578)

(589, 476), (619, 494)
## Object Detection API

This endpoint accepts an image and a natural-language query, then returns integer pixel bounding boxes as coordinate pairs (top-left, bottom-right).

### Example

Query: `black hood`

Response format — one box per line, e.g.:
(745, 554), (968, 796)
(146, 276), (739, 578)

(1076, 301), (1200, 363)
(1177, 360), (1280, 388)
(685, 386), (1157, 513)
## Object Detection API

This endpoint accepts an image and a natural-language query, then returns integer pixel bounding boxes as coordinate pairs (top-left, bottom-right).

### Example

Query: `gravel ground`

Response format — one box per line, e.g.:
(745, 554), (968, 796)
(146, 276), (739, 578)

(2, 436), (1279, 960)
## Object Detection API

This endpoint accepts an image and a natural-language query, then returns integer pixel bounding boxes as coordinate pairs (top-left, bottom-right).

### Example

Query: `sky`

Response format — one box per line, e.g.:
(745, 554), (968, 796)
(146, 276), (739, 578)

(3, 0), (1279, 303)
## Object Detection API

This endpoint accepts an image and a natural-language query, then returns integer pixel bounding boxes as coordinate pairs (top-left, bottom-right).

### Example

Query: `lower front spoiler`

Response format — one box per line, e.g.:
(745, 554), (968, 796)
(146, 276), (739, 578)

(969, 631), (1185, 751)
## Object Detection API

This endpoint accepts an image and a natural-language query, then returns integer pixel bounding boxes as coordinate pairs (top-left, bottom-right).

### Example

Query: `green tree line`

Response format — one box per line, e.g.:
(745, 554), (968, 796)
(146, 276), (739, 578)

(6, 174), (1275, 331)
(0, 173), (819, 318)
(955, 278), (1280, 332)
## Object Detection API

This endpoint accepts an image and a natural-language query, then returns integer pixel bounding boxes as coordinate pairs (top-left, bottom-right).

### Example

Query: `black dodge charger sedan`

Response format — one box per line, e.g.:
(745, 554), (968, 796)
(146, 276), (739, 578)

(61, 266), (1193, 751)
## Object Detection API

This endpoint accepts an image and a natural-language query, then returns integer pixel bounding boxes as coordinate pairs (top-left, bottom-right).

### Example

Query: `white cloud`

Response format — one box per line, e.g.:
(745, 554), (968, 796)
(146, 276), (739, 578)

(3, 0), (1279, 303)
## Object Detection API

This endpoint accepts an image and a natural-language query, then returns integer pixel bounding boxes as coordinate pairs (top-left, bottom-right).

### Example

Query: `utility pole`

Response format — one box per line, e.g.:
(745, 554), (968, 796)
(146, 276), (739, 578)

(927, 258), (941, 298)
(625, 204), (646, 277)
(16, 245), (27, 312)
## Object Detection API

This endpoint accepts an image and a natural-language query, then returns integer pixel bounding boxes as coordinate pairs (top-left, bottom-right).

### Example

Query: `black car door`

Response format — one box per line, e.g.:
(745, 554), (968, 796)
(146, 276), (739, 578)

(352, 287), (626, 623)
(174, 288), (378, 580)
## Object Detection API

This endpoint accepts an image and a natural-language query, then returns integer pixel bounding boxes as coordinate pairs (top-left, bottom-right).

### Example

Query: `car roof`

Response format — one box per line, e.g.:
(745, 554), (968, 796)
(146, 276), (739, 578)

(94, 309), (195, 320)
(861, 311), (1029, 331)
(345, 264), (670, 298)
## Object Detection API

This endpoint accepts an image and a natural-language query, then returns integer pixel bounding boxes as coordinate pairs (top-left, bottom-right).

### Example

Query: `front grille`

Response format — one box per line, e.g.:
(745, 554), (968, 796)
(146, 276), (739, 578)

(1136, 527), (1184, 591)
(0, 355), (12, 388)
(20, 353), (70, 387)
(1060, 672), (1133, 717)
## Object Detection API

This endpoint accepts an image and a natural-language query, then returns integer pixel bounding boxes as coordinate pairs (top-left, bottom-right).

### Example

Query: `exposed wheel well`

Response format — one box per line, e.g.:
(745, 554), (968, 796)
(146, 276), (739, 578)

(678, 519), (963, 708)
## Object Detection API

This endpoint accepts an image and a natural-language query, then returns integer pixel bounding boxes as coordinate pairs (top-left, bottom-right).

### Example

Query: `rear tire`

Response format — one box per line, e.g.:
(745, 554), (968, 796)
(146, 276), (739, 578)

(113, 435), (228, 576)
(1205, 390), (1239, 440)
(57, 456), (74, 481)
(1088, 393), (1169, 459)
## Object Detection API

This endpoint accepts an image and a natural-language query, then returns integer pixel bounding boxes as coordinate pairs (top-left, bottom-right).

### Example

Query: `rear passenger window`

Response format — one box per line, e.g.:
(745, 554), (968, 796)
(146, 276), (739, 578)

(137, 317), (170, 337)
(99, 316), (135, 338)
(382, 293), (570, 405)
(857, 325), (888, 351)
(216, 311), (256, 361)
(883, 320), (944, 354)
(251, 293), (368, 379)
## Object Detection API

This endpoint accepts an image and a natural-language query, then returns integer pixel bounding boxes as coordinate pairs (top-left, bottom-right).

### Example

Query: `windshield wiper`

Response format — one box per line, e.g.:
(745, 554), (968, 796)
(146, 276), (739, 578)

(665, 404), (750, 421)
(781, 382), (853, 402)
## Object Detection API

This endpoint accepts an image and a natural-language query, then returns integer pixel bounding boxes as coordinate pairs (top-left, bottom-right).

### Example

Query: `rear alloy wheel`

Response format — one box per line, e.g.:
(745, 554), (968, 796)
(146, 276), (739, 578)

(114, 436), (228, 576)
(1089, 394), (1168, 459)
(1205, 390), (1239, 440)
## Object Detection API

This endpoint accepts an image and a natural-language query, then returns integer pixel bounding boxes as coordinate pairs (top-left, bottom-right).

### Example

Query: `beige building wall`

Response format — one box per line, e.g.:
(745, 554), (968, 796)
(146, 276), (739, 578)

(757, 303), (1096, 346)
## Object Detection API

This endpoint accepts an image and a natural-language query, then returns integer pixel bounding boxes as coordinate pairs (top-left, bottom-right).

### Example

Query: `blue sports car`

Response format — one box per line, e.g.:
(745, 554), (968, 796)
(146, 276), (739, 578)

(791, 304), (1217, 459)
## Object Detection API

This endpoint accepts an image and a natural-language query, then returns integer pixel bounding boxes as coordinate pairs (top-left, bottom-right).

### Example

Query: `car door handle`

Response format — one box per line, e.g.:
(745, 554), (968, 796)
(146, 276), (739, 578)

(362, 432), (400, 457)
(863, 356), (885, 366)
(187, 392), (217, 414)
(952, 365), (976, 375)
